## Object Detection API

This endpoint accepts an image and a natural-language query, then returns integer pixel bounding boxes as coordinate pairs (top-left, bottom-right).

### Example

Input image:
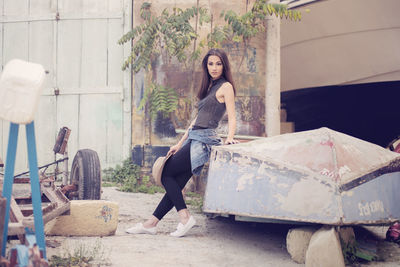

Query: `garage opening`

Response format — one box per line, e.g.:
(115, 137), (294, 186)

(281, 80), (400, 148)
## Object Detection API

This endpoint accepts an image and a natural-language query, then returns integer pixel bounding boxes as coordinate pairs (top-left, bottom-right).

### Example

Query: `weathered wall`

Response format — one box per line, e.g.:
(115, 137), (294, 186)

(131, 0), (269, 153)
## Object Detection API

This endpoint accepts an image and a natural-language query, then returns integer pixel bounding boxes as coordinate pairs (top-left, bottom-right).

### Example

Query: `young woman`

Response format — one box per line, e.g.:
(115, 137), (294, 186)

(126, 48), (238, 237)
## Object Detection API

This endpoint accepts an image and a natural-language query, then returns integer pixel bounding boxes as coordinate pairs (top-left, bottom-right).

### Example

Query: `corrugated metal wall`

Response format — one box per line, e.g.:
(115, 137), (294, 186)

(0, 0), (132, 173)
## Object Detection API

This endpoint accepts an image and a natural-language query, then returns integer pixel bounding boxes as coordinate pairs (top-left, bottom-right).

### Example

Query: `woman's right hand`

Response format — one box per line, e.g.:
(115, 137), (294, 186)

(168, 143), (182, 156)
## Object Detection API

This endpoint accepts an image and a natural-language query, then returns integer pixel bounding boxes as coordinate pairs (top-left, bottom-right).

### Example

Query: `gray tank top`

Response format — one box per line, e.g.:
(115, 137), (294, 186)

(194, 78), (227, 129)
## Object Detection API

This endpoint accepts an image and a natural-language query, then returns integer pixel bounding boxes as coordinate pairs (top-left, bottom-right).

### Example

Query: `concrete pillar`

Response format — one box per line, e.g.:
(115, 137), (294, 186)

(265, 0), (281, 137)
(305, 226), (345, 267)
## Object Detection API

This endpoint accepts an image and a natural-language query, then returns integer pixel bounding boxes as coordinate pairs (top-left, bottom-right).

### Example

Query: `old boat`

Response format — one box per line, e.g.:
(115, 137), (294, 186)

(203, 128), (400, 225)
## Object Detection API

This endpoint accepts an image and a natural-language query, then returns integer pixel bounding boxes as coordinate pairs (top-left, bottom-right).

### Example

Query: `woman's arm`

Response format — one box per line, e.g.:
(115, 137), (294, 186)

(219, 83), (238, 145)
(168, 118), (196, 155)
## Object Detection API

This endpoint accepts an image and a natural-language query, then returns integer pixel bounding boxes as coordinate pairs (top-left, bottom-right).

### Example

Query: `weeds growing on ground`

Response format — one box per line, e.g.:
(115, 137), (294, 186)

(49, 239), (110, 267)
(102, 158), (165, 194)
(185, 191), (203, 213)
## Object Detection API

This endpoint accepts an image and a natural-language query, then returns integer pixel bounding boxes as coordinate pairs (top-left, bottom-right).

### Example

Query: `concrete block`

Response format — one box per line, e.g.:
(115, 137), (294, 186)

(45, 200), (119, 236)
(286, 226), (318, 264)
(305, 226), (345, 267)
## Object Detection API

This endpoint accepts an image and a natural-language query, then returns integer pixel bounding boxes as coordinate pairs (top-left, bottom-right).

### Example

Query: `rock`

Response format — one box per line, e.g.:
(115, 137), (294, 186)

(305, 226), (345, 267)
(45, 200), (119, 236)
(286, 226), (318, 263)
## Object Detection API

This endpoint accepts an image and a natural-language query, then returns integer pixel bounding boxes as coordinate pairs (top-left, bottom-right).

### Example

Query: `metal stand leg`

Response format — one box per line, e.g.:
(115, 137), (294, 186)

(26, 121), (46, 259)
(1, 122), (46, 259)
(1, 123), (19, 257)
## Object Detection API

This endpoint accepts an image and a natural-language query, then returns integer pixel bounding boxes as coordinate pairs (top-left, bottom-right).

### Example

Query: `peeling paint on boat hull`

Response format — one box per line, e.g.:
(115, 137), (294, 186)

(203, 128), (400, 225)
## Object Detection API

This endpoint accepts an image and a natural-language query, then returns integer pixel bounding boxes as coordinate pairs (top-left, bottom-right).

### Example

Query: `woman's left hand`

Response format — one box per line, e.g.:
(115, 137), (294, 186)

(224, 138), (239, 145)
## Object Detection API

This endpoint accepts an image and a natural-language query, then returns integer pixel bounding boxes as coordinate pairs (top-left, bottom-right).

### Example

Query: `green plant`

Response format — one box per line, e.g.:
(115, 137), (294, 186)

(135, 175), (165, 194)
(138, 82), (179, 120)
(339, 230), (377, 264)
(102, 168), (114, 182)
(185, 191), (203, 213)
(104, 158), (140, 185)
(118, 1), (303, 126)
(102, 159), (164, 194)
(49, 239), (110, 267)
(118, 3), (209, 72)
(207, 0), (302, 70)
(210, 1), (301, 46)
(101, 181), (118, 187)
(118, 2), (210, 121)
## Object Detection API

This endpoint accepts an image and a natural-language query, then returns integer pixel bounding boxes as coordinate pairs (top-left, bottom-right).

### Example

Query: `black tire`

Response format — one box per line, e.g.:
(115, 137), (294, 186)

(70, 149), (101, 200)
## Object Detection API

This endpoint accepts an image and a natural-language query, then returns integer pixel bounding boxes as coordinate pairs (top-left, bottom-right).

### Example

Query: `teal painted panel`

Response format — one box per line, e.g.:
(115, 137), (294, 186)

(341, 172), (400, 224)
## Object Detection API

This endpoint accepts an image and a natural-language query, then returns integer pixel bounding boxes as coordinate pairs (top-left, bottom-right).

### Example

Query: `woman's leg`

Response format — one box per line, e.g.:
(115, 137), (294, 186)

(144, 142), (193, 227)
(143, 171), (192, 229)
(152, 171), (192, 221)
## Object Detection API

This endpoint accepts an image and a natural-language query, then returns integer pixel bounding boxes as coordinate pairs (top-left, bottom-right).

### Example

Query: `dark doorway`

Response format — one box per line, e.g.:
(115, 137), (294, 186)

(281, 81), (400, 148)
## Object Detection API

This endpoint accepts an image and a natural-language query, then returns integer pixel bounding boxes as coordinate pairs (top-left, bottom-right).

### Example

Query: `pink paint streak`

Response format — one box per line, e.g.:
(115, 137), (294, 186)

(320, 140), (334, 148)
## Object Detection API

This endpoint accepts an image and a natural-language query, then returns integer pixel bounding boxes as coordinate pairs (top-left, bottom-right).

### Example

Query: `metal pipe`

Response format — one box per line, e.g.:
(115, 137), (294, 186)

(62, 149), (69, 186)
(13, 157), (68, 178)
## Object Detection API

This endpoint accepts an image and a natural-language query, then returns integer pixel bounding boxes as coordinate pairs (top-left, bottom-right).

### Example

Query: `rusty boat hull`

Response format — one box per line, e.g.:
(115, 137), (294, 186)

(203, 128), (400, 225)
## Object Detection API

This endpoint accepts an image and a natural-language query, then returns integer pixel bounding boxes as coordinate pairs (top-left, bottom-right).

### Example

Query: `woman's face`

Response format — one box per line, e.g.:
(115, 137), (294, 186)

(207, 55), (223, 80)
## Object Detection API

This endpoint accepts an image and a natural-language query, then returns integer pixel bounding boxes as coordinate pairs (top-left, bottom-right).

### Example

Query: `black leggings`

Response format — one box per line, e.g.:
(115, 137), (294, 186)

(153, 142), (192, 220)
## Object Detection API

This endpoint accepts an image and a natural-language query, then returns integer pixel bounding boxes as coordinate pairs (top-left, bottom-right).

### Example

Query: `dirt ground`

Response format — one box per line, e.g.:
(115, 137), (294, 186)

(42, 187), (400, 267)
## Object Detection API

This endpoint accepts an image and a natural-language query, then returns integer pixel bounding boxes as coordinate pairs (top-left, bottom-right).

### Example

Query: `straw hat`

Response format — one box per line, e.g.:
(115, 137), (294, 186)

(152, 153), (172, 187)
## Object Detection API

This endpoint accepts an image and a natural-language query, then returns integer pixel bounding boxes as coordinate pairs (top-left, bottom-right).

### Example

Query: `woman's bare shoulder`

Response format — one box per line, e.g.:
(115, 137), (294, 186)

(221, 81), (232, 87)
(220, 81), (233, 91)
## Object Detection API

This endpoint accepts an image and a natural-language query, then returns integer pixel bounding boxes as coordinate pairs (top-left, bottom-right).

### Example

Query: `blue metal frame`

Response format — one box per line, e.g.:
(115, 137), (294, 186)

(1, 122), (46, 258)
(1, 123), (18, 257)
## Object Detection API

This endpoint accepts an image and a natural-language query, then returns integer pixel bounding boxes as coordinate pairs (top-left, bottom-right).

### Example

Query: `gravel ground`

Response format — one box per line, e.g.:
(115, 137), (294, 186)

(24, 187), (400, 267)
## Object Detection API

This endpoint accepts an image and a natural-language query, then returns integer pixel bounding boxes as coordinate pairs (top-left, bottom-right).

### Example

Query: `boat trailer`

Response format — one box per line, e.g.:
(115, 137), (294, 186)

(0, 127), (101, 265)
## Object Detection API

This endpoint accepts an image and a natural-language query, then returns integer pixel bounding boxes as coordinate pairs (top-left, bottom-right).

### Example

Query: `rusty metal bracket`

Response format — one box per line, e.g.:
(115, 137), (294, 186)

(53, 127), (71, 155)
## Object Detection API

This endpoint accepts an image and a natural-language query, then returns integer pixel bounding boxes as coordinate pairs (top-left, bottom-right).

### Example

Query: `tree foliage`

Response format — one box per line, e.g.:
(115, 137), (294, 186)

(118, 1), (302, 121)
(138, 82), (179, 120)
(208, 0), (302, 48)
(118, 2), (209, 72)
(118, 2), (209, 120)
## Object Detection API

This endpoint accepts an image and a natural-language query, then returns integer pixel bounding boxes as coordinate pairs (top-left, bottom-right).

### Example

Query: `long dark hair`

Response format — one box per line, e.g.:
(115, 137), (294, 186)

(197, 48), (236, 100)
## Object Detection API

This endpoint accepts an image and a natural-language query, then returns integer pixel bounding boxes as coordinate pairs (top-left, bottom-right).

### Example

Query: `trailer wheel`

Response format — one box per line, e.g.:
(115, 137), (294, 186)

(70, 149), (101, 200)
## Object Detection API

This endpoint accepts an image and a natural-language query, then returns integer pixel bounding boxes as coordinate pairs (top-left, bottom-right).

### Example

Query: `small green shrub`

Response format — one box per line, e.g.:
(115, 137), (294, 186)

(49, 239), (110, 267)
(102, 158), (164, 194)
(101, 181), (118, 187)
(104, 158), (140, 185)
(185, 191), (203, 213)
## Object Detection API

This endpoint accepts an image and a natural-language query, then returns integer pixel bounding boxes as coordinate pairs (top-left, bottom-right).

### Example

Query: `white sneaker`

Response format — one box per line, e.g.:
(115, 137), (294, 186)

(126, 223), (157, 235)
(170, 216), (196, 237)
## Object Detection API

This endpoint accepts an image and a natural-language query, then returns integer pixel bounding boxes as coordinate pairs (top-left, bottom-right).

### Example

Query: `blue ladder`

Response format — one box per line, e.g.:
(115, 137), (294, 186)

(1, 121), (46, 259)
